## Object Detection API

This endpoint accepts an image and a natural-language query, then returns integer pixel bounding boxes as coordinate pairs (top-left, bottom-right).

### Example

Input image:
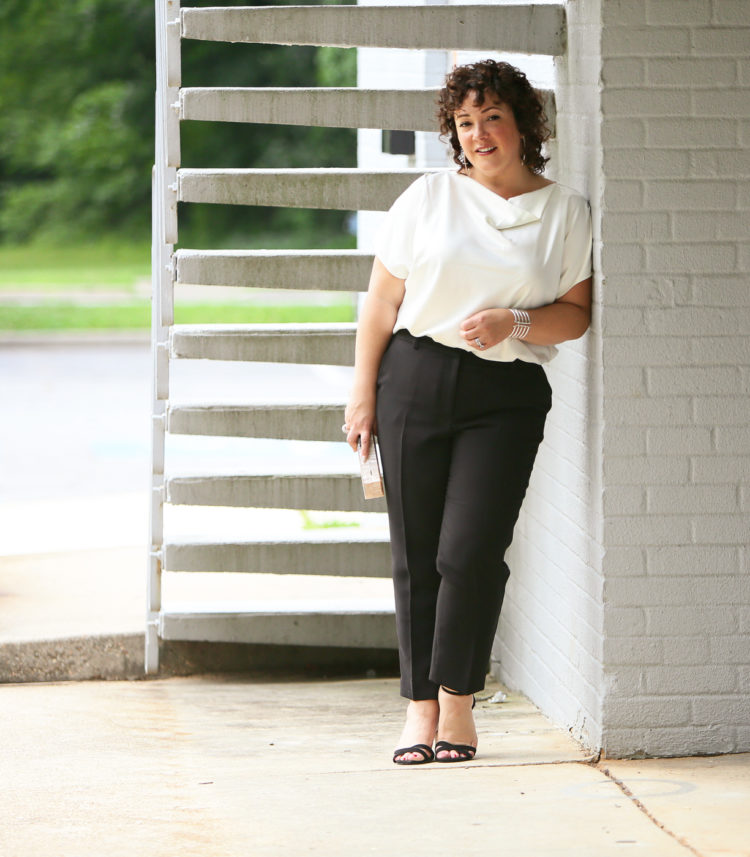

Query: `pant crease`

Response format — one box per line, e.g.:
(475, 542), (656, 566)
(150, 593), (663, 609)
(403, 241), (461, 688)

(377, 332), (551, 702)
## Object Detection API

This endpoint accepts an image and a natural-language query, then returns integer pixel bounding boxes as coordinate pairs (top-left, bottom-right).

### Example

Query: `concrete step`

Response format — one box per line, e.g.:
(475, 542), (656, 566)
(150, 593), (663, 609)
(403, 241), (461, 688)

(178, 167), (425, 211)
(167, 403), (343, 441)
(175, 249), (373, 291)
(163, 536), (391, 576)
(180, 86), (557, 137)
(166, 472), (387, 513)
(170, 323), (356, 365)
(181, 87), (440, 131)
(180, 4), (566, 56)
(158, 606), (396, 649)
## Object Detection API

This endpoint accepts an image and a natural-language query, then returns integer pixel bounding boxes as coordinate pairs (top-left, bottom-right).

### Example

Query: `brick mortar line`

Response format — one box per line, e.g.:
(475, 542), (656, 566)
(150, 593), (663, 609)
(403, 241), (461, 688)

(595, 762), (706, 857)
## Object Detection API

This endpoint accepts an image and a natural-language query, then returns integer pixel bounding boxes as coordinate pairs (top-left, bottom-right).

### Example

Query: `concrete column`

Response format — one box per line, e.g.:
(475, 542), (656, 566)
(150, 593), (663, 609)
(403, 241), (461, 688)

(496, 0), (750, 758)
(596, 0), (749, 758)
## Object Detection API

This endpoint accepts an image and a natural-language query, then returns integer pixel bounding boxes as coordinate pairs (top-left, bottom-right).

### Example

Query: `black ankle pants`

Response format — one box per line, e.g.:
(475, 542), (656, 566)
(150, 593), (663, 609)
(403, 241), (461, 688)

(375, 331), (552, 700)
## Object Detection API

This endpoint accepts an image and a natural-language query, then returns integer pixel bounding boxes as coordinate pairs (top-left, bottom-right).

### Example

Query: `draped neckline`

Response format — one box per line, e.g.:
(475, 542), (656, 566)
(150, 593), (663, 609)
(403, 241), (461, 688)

(450, 171), (556, 230)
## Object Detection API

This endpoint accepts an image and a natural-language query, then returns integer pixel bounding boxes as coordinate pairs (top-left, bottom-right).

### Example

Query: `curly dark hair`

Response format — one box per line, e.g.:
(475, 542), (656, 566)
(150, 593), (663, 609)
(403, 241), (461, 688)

(437, 60), (550, 175)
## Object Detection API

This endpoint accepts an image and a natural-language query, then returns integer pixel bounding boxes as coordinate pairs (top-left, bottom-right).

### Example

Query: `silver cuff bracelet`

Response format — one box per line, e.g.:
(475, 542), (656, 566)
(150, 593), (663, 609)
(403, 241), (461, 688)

(509, 308), (531, 340)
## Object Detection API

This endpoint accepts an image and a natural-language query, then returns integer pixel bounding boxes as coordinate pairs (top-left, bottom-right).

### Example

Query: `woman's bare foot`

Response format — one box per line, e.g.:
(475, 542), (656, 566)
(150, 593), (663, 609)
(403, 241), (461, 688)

(394, 699), (439, 763)
(435, 686), (478, 761)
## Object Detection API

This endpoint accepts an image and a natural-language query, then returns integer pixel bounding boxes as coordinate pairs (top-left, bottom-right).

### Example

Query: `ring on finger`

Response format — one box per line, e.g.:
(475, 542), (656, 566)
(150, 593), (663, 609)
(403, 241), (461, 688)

(474, 337), (485, 349)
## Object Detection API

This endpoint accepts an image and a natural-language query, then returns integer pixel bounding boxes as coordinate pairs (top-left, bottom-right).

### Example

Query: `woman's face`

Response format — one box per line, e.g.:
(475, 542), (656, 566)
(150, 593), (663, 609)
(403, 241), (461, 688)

(454, 91), (523, 176)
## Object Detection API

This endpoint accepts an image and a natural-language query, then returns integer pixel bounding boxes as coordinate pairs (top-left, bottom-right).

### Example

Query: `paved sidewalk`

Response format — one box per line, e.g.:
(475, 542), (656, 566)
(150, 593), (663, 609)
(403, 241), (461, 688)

(1, 674), (748, 857)
(0, 541), (394, 682)
(0, 491), (391, 681)
(2, 342), (748, 856)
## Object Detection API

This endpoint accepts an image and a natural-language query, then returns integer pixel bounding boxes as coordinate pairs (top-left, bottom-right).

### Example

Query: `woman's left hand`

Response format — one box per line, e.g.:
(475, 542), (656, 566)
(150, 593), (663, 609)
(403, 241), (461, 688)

(460, 308), (513, 351)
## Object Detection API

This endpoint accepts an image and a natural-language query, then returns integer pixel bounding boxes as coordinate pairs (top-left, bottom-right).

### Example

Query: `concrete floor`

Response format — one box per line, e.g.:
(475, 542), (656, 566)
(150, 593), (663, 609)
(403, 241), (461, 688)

(1, 675), (748, 857)
(2, 341), (748, 856)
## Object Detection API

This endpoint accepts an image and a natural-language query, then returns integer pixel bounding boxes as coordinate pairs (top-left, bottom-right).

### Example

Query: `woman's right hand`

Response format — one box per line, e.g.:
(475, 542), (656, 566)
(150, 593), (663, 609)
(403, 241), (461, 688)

(344, 257), (405, 459)
(344, 389), (377, 457)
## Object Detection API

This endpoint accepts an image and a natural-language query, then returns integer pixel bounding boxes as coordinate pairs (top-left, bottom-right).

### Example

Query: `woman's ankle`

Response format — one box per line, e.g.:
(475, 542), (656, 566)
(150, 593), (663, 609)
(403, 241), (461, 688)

(407, 697), (439, 710)
(440, 685), (472, 697)
(436, 688), (477, 744)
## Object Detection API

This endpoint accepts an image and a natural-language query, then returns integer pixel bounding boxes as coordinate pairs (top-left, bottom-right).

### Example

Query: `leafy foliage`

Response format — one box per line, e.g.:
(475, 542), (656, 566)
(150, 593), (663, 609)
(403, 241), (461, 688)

(0, 0), (356, 246)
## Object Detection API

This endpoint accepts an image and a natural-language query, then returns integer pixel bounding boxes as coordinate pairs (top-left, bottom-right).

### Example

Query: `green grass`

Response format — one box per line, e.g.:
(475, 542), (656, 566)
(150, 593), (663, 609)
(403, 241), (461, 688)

(0, 240), (151, 292)
(0, 301), (356, 331)
(0, 229), (356, 293)
(299, 511), (360, 530)
(0, 236), (359, 330)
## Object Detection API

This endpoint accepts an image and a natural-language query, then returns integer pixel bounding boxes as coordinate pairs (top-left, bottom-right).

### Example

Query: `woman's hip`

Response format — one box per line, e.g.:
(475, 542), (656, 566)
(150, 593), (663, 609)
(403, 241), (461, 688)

(376, 330), (552, 422)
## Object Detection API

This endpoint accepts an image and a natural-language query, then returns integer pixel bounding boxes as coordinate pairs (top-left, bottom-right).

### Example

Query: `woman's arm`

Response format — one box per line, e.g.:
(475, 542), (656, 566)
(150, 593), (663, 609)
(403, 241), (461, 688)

(459, 277), (592, 350)
(345, 257), (406, 456)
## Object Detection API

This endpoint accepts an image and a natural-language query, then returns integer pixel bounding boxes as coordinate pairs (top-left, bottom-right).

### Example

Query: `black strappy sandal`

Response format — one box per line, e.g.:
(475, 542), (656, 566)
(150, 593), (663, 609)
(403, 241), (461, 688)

(434, 740), (477, 762)
(436, 686), (477, 763)
(392, 743), (435, 765)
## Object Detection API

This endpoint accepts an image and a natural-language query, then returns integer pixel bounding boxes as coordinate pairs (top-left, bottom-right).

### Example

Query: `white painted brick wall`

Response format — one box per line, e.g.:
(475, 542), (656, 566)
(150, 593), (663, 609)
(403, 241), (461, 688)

(497, 0), (750, 759)
(494, 0), (607, 752)
(597, 0), (750, 757)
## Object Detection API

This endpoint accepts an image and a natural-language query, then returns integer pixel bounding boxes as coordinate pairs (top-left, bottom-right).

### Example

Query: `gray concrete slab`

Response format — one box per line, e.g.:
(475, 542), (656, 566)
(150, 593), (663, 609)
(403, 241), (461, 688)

(0, 544), (396, 681)
(2, 675), (744, 857)
(181, 4), (566, 55)
(0, 340), (391, 676)
(2, 340), (746, 856)
(604, 755), (750, 857)
(0, 547), (394, 646)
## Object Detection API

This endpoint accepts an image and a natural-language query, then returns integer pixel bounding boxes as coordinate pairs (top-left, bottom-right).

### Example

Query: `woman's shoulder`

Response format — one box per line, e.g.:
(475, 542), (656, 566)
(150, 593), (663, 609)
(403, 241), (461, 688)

(541, 182), (591, 227)
(546, 181), (590, 208)
(397, 171), (436, 201)
(394, 170), (454, 209)
(386, 173), (431, 217)
(422, 170), (459, 191)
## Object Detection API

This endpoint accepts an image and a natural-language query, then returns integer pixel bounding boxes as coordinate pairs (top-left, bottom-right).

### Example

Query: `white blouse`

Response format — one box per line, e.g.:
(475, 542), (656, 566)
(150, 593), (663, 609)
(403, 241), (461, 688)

(374, 171), (593, 364)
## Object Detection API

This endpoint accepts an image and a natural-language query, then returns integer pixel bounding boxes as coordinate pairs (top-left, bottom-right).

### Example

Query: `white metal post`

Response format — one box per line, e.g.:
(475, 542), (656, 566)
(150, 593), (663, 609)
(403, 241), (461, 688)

(147, 0), (181, 674)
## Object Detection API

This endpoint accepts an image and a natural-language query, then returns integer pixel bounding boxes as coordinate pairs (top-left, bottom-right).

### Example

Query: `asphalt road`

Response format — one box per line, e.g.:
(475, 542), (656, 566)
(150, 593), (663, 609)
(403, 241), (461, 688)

(0, 340), (354, 501)
(0, 340), (359, 553)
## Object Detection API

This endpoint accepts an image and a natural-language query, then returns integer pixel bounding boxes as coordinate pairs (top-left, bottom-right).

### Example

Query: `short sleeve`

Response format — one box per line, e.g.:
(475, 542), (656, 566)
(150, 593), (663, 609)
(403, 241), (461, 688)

(557, 193), (593, 298)
(373, 175), (427, 279)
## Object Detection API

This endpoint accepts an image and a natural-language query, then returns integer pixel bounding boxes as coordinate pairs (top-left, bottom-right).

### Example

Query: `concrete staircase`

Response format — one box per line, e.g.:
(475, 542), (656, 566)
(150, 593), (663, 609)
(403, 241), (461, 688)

(148, 1), (563, 672)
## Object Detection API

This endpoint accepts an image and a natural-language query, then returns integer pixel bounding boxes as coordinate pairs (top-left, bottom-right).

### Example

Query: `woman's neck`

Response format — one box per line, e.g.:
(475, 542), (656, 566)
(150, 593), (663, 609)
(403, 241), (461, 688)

(461, 165), (552, 200)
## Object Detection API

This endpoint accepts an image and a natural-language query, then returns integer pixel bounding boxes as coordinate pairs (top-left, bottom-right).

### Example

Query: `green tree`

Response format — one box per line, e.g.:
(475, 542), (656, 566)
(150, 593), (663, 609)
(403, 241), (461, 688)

(0, 0), (356, 246)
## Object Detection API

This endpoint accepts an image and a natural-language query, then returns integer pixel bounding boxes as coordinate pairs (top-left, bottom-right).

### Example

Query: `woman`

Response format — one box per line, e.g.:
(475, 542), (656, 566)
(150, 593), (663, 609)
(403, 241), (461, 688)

(344, 60), (592, 765)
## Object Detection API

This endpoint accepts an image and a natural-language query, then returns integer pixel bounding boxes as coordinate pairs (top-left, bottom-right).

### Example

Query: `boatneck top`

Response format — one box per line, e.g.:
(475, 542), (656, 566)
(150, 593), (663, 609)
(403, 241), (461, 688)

(374, 171), (593, 364)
